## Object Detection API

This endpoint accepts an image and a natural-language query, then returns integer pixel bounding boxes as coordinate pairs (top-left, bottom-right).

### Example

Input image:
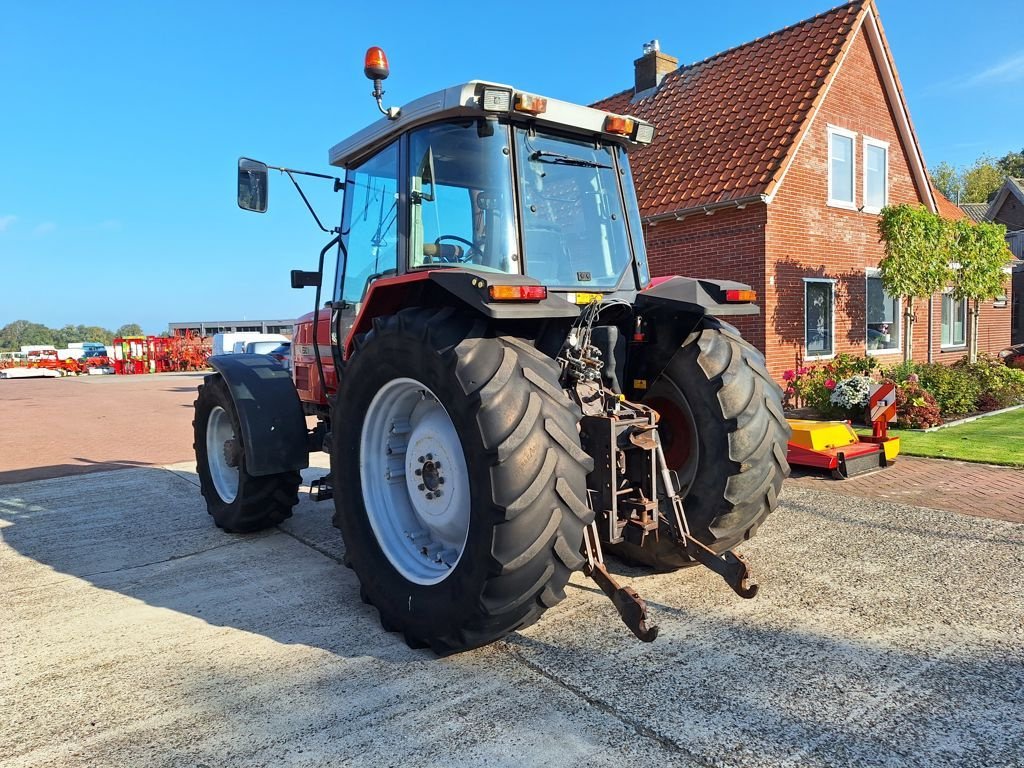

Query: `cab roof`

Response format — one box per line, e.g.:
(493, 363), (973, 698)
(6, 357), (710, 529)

(328, 80), (651, 170)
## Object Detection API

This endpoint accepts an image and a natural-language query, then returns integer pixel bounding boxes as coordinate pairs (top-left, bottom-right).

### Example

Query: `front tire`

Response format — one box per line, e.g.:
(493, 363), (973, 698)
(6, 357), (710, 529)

(612, 318), (790, 570)
(193, 375), (300, 532)
(332, 308), (593, 654)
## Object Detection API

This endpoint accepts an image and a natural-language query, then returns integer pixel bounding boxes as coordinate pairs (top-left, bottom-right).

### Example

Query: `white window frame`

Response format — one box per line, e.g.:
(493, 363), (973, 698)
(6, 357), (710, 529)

(864, 268), (901, 356)
(940, 290), (968, 349)
(804, 277), (837, 360)
(862, 137), (889, 214)
(827, 125), (858, 210)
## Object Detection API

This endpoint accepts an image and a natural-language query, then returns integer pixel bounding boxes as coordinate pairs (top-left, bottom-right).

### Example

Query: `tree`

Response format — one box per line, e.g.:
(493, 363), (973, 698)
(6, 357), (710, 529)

(961, 156), (1003, 203)
(878, 205), (954, 362)
(0, 320), (54, 351)
(950, 220), (1012, 362)
(115, 323), (145, 338)
(930, 161), (961, 203)
(997, 148), (1024, 179)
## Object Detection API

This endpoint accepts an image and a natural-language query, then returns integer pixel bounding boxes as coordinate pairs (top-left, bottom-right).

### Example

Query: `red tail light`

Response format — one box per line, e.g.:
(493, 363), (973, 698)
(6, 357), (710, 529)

(725, 289), (757, 302)
(488, 285), (547, 301)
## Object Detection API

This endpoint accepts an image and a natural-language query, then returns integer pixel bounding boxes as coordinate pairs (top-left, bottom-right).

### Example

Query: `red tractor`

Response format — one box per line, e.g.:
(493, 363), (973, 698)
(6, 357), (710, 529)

(194, 49), (789, 653)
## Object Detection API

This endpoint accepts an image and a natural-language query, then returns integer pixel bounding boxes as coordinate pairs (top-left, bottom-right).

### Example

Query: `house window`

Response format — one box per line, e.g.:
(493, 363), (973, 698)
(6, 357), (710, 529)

(863, 138), (889, 212)
(828, 126), (856, 208)
(941, 293), (967, 347)
(866, 273), (899, 353)
(805, 279), (835, 358)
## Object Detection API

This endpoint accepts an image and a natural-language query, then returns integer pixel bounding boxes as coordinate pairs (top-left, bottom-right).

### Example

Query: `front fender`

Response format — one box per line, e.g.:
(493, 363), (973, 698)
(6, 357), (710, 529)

(636, 276), (760, 317)
(207, 354), (309, 476)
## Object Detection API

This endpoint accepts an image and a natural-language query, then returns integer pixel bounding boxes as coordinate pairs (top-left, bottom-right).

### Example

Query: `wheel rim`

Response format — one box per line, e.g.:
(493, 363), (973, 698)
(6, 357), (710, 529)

(646, 388), (699, 494)
(206, 405), (239, 503)
(360, 377), (471, 586)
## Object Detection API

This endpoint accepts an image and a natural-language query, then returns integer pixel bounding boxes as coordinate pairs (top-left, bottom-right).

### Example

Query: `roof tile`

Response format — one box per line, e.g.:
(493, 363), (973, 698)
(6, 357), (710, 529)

(594, 1), (865, 216)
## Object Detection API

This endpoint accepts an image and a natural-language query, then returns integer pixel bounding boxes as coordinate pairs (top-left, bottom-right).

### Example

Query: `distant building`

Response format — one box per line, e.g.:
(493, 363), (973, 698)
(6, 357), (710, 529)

(168, 319), (295, 338)
(959, 177), (1024, 344)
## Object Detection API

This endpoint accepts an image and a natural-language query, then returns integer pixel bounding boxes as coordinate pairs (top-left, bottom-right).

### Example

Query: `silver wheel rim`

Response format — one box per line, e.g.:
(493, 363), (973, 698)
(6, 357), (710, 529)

(206, 406), (239, 503)
(360, 377), (471, 586)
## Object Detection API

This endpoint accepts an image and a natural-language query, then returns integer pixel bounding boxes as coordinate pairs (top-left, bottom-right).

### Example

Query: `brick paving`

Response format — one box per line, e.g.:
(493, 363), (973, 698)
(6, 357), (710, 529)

(787, 455), (1024, 524)
(3, 373), (1022, 525)
(0, 372), (204, 484)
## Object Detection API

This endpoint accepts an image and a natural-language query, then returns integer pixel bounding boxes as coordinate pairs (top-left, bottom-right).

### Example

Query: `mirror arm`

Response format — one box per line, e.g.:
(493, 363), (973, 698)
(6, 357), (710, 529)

(277, 169), (341, 234)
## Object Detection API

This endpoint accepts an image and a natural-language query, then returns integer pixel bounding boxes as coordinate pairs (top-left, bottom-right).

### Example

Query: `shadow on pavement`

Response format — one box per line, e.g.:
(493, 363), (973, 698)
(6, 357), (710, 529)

(0, 458), (156, 486)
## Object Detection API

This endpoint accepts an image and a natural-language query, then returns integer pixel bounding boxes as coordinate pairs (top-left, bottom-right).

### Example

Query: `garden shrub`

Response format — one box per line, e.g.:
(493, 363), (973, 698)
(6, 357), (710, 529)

(893, 380), (942, 429)
(956, 356), (1024, 410)
(914, 363), (980, 417)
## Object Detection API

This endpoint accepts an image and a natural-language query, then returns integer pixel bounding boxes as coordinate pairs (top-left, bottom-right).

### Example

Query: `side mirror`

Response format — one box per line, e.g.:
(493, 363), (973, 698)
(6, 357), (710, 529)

(238, 157), (269, 212)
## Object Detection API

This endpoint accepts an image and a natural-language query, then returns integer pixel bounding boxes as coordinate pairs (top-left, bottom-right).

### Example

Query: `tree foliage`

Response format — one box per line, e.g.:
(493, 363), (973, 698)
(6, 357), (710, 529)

(997, 148), (1024, 179)
(962, 156), (1004, 203)
(930, 161), (960, 202)
(115, 323), (145, 338)
(877, 205), (953, 299)
(0, 321), (145, 351)
(950, 220), (1011, 303)
(928, 148), (1024, 206)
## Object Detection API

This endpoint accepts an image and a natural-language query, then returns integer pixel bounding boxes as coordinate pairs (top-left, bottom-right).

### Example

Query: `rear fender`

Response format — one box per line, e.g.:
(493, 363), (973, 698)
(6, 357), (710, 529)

(342, 269), (579, 358)
(636, 276), (760, 318)
(207, 354), (310, 476)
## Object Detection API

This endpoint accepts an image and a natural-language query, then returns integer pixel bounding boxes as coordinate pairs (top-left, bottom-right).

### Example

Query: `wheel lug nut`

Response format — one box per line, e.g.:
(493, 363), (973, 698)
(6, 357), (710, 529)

(438, 477), (445, 485)
(418, 456), (425, 463)
(426, 453), (433, 461)
(434, 489), (443, 497)
(426, 492), (435, 500)
(434, 462), (441, 469)
(415, 468), (422, 476)
(418, 484), (426, 491)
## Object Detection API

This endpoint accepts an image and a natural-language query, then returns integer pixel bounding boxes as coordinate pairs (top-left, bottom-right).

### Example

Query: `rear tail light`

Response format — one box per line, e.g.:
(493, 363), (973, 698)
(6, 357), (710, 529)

(488, 285), (547, 301)
(725, 289), (757, 302)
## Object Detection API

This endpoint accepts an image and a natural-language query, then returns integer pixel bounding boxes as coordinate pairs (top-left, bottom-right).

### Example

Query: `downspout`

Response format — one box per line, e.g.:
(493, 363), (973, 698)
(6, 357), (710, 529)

(927, 295), (934, 363)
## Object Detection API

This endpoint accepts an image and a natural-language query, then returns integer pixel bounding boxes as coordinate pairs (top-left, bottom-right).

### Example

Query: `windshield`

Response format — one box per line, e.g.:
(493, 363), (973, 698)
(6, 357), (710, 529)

(515, 128), (634, 290)
(408, 120), (518, 274)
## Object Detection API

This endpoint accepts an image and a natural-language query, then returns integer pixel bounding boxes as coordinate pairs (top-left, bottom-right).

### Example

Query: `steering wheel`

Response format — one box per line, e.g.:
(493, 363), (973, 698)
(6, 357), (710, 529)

(435, 235), (483, 264)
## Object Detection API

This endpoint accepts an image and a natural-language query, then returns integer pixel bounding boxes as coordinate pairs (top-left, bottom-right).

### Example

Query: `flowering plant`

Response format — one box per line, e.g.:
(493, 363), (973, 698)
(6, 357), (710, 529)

(829, 375), (874, 411)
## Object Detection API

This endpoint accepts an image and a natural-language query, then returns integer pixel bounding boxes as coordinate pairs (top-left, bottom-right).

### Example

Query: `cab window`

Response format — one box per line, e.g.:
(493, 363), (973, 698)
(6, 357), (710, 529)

(340, 142), (399, 304)
(407, 121), (518, 274)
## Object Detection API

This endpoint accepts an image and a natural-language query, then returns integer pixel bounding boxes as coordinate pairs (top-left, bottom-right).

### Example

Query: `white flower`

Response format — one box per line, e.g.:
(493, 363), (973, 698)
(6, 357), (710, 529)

(829, 375), (873, 409)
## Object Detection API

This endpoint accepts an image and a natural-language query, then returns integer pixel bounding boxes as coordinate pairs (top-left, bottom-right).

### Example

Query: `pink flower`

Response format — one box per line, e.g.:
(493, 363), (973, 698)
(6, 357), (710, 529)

(907, 373), (919, 384)
(797, 366), (809, 376)
(825, 379), (837, 390)
(782, 370), (795, 381)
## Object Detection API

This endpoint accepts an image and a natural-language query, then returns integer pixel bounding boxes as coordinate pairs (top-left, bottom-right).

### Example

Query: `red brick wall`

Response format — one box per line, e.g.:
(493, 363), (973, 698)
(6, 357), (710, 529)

(643, 204), (767, 349)
(636, 25), (1012, 378)
(762, 27), (1011, 379)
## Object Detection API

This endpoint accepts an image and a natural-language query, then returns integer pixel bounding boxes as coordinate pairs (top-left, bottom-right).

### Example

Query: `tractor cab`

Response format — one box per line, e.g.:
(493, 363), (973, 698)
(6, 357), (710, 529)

(326, 79), (656, 332)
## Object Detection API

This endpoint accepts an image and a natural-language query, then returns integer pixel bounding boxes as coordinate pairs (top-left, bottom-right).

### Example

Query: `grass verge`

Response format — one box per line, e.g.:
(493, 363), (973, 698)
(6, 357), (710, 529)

(867, 408), (1024, 467)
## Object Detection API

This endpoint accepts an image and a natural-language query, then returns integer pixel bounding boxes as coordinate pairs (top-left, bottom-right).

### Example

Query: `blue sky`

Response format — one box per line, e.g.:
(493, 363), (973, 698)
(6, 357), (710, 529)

(2, 0), (1021, 333)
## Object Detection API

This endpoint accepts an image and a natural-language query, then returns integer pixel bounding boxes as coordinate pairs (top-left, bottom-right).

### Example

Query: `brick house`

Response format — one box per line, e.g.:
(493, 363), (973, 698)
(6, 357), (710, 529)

(594, 0), (1012, 381)
(962, 177), (1024, 344)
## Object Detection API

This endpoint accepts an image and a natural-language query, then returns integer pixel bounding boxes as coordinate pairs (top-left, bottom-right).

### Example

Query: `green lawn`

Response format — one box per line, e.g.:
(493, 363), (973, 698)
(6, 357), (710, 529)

(864, 408), (1024, 467)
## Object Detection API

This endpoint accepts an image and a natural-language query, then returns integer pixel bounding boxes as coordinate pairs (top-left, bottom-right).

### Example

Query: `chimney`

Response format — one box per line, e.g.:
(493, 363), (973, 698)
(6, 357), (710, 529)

(634, 39), (677, 95)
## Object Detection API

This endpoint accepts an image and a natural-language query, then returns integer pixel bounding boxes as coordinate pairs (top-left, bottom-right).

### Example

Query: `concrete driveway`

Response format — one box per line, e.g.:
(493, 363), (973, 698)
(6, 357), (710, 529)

(2, 461), (1022, 767)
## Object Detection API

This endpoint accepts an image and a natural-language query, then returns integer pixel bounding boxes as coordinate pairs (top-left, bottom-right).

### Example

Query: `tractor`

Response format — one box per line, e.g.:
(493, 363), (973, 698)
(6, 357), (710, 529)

(194, 48), (790, 653)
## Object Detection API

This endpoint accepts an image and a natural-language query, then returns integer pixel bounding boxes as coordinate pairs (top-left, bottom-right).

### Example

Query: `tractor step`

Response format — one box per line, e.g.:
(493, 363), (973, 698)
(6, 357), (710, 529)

(309, 474), (333, 501)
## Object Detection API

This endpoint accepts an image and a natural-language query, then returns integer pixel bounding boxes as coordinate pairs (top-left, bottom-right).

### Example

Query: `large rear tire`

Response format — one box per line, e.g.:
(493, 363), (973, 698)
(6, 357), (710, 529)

(193, 375), (301, 532)
(332, 308), (593, 654)
(611, 318), (790, 570)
